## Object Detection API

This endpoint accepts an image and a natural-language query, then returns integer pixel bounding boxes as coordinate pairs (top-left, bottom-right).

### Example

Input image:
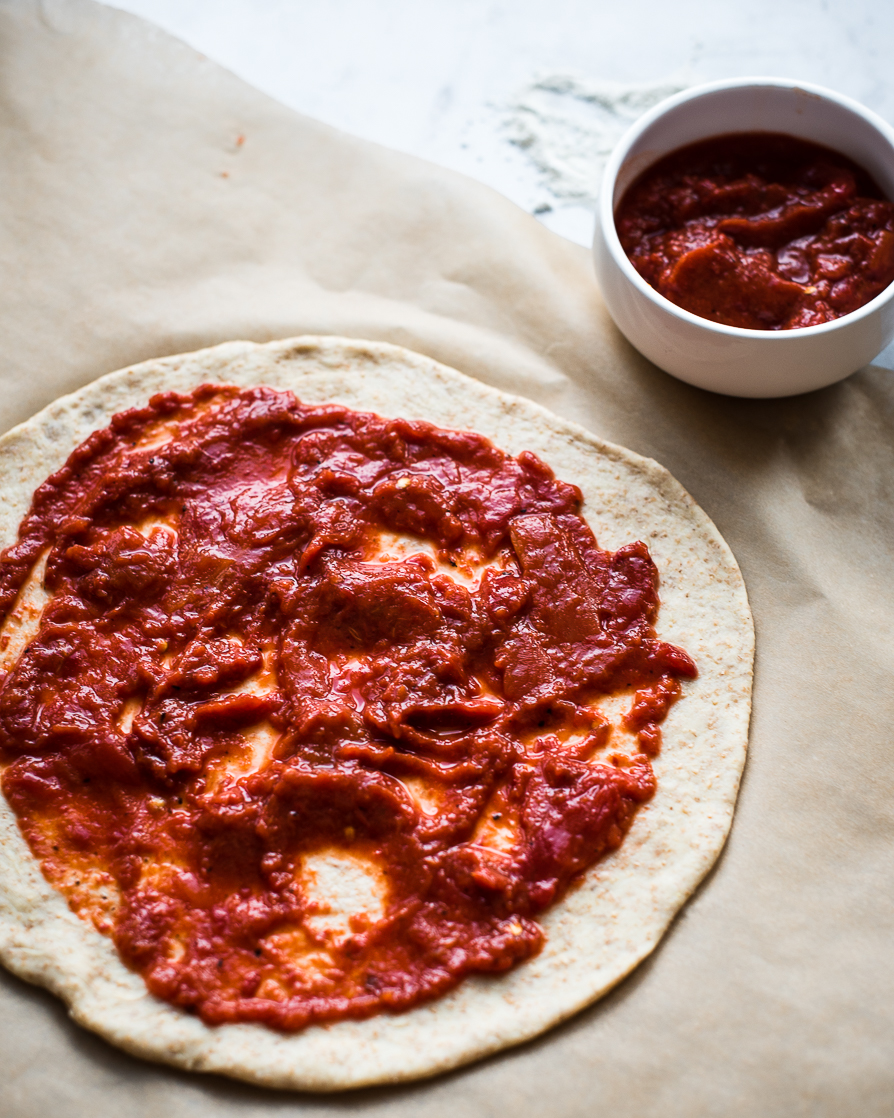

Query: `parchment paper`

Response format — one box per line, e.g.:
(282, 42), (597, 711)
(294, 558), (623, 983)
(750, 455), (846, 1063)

(0, 1), (892, 1115)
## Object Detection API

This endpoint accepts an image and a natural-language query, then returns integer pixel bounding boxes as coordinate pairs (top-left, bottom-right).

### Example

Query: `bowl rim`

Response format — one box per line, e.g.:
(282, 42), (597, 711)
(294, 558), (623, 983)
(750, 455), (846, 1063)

(598, 75), (894, 340)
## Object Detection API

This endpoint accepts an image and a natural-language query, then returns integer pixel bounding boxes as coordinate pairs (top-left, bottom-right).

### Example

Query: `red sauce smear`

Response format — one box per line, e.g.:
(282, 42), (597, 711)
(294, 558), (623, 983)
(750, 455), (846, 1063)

(616, 132), (894, 329)
(0, 385), (696, 1031)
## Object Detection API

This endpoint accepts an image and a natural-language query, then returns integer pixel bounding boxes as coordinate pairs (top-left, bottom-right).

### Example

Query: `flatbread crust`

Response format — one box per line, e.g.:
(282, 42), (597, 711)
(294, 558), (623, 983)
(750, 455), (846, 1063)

(0, 337), (753, 1090)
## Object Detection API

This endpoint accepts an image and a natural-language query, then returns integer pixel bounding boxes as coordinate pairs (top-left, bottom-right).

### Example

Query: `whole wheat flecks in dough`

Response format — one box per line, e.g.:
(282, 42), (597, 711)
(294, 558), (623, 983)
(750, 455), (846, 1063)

(0, 338), (753, 1090)
(0, 380), (698, 1033)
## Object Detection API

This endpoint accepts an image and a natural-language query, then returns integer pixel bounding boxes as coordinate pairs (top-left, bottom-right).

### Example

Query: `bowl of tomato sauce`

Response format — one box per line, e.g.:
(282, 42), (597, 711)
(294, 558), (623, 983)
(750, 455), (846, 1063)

(592, 78), (894, 397)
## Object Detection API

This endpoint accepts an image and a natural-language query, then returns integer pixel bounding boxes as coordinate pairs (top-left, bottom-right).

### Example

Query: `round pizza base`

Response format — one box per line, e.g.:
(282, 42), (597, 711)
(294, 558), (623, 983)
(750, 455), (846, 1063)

(0, 337), (753, 1091)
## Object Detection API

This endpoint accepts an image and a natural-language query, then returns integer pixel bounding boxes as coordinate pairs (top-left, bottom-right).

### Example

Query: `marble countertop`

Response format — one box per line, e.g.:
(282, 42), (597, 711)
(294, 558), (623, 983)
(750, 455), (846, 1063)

(104, 0), (894, 369)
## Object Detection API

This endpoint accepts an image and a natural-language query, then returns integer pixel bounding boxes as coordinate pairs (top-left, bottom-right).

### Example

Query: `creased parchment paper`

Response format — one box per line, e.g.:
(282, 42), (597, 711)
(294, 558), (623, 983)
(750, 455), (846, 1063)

(0, 1), (892, 1115)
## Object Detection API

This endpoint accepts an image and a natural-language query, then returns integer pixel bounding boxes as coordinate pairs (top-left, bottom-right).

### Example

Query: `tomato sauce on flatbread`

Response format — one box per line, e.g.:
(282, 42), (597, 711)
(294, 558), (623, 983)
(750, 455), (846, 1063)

(0, 384), (695, 1031)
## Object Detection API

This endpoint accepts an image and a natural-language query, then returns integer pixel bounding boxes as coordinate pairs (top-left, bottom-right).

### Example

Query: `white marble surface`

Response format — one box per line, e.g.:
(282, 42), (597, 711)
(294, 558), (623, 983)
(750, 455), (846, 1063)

(103, 0), (894, 370)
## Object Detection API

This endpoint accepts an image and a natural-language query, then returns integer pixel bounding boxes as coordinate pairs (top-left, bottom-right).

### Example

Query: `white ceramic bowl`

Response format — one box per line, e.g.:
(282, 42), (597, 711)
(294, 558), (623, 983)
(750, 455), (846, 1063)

(592, 78), (894, 397)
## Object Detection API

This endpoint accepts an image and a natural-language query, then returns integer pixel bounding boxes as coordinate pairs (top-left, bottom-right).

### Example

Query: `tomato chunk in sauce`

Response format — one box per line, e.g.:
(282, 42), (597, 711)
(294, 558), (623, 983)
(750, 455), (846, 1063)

(616, 132), (894, 329)
(0, 385), (695, 1031)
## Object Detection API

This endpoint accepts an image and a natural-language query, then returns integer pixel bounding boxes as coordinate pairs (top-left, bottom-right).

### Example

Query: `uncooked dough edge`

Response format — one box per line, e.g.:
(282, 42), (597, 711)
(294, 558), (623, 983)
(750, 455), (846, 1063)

(0, 337), (753, 1091)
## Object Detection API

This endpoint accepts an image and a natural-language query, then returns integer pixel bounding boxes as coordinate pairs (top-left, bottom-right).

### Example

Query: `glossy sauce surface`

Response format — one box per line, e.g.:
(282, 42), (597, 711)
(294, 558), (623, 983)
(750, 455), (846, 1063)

(0, 385), (695, 1030)
(616, 132), (894, 329)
